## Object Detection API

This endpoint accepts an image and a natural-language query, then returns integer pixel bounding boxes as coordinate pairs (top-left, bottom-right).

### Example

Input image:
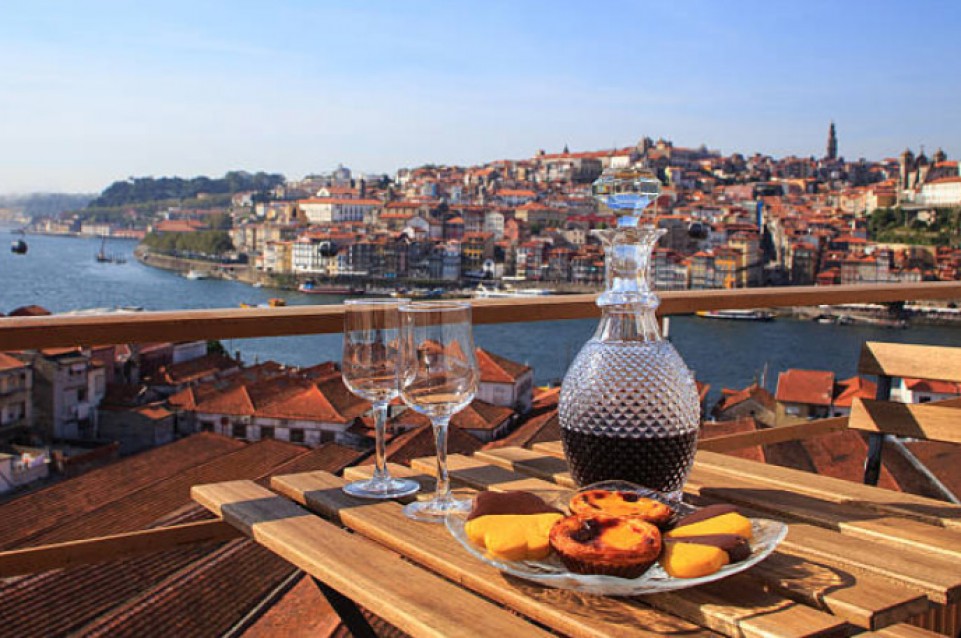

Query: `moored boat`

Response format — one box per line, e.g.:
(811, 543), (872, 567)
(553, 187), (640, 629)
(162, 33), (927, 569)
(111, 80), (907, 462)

(298, 280), (364, 295)
(696, 309), (775, 321)
(473, 283), (554, 298)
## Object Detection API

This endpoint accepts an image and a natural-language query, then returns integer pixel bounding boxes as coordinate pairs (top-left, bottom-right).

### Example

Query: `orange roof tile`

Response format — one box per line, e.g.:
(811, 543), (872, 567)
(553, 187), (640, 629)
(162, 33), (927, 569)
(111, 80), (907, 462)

(476, 348), (530, 383)
(0, 352), (26, 371)
(776, 369), (835, 406)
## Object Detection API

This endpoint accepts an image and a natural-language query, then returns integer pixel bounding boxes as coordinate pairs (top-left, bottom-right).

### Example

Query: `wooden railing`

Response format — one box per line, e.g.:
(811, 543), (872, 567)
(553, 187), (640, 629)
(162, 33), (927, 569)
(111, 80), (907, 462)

(1, 281), (959, 350)
(1, 281), (960, 578)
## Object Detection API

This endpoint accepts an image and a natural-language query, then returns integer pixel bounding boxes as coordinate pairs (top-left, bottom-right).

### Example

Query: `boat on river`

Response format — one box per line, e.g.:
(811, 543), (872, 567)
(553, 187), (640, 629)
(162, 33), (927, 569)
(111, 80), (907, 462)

(298, 281), (364, 295)
(473, 283), (554, 298)
(696, 309), (775, 321)
(95, 235), (126, 264)
(10, 239), (27, 255)
(184, 270), (209, 280)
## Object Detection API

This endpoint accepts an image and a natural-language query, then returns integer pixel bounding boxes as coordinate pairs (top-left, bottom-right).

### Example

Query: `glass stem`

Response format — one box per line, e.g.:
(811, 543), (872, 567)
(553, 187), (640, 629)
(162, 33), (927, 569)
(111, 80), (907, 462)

(372, 402), (389, 482)
(431, 416), (451, 503)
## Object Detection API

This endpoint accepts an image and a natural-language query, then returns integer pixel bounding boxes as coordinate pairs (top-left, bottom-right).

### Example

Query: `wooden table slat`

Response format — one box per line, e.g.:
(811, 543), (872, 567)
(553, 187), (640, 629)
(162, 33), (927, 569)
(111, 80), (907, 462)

(684, 464), (961, 562)
(408, 454), (848, 638)
(190, 480), (553, 638)
(694, 450), (961, 532)
(476, 447), (931, 630)
(857, 622), (947, 638)
(273, 468), (716, 638)
(524, 442), (961, 604)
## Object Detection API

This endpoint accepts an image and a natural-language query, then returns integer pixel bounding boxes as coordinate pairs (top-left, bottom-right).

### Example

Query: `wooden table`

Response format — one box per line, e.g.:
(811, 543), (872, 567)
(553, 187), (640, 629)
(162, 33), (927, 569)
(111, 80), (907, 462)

(191, 445), (961, 637)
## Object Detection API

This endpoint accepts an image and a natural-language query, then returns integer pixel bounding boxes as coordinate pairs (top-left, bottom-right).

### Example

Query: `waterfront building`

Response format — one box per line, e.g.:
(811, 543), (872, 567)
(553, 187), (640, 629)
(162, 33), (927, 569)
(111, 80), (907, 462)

(0, 352), (32, 443)
(291, 236), (339, 275)
(20, 348), (107, 440)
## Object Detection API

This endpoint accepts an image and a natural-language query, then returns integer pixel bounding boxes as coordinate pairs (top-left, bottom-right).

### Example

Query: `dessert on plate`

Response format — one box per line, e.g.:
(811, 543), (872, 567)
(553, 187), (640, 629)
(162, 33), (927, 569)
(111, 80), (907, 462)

(549, 513), (662, 578)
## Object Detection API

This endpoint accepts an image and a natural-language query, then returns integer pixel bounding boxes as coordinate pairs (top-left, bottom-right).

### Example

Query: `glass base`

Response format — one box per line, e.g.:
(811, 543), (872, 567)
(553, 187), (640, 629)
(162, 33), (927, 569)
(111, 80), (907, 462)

(342, 477), (420, 500)
(403, 496), (471, 523)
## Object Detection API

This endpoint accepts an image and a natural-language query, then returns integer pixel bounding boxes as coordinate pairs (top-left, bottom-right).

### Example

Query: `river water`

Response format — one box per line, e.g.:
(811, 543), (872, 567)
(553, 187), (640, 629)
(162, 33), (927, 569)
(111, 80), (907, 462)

(2, 230), (958, 406)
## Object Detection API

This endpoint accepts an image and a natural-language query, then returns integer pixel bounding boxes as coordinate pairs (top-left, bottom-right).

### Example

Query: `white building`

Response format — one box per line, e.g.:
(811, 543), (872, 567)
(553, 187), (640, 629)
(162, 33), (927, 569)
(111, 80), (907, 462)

(298, 198), (382, 225)
(292, 237), (338, 275)
(475, 348), (533, 414)
(919, 176), (961, 206)
(484, 211), (505, 239)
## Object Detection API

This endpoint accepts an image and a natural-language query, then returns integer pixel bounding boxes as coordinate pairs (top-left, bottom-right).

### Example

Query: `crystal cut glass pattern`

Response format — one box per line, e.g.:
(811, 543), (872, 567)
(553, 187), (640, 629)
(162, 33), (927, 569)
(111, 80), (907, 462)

(559, 168), (700, 501)
(559, 340), (700, 497)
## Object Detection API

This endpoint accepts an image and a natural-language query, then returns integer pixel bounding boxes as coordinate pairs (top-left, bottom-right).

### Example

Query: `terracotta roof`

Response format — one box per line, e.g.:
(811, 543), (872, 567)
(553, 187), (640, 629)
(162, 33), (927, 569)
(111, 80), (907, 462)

(484, 410), (559, 450)
(380, 423), (483, 467)
(476, 348), (530, 383)
(903, 378), (961, 395)
(0, 351), (27, 371)
(8, 304), (52, 316)
(799, 430), (900, 490)
(26, 439), (306, 546)
(832, 376), (877, 408)
(701, 417), (765, 463)
(776, 369), (835, 406)
(902, 441), (961, 500)
(0, 433), (244, 551)
(241, 574), (340, 638)
(713, 383), (776, 414)
(270, 442), (367, 476)
(149, 353), (240, 386)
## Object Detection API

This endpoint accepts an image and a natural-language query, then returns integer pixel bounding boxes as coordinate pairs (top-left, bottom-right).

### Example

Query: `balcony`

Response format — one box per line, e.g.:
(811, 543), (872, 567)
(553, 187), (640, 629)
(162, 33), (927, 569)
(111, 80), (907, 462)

(0, 281), (959, 637)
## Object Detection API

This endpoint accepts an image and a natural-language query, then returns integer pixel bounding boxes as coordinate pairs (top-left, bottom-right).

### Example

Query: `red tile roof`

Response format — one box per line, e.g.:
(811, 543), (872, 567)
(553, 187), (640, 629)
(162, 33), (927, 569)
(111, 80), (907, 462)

(0, 433), (244, 551)
(0, 351), (26, 371)
(701, 417), (765, 463)
(379, 423), (483, 467)
(903, 378), (961, 395)
(7, 304), (52, 316)
(483, 410), (559, 450)
(476, 348), (530, 383)
(776, 369), (835, 406)
(832, 376), (877, 408)
(27, 439), (306, 546)
(149, 353), (240, 386)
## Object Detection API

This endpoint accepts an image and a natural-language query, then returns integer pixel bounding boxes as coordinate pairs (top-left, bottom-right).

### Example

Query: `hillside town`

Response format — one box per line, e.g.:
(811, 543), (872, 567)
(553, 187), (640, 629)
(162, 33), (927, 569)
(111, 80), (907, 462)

(25, 124), (961, 291)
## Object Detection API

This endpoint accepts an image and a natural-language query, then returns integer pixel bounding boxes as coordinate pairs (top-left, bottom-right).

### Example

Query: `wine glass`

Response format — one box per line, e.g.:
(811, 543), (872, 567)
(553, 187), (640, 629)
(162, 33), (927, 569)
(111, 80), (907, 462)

(398, 301), (478, 522)
(341, 299), (420, 499)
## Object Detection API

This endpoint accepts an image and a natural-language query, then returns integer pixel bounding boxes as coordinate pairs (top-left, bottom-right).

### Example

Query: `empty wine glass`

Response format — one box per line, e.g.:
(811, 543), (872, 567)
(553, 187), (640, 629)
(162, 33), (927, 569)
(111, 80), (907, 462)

(398, 301), (478, 522)
(341, 299), (420, 499)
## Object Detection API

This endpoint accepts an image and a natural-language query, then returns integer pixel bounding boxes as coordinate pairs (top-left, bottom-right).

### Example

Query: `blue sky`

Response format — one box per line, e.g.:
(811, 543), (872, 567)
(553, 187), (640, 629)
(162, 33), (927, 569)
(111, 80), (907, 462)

(2, 1), (960, 193)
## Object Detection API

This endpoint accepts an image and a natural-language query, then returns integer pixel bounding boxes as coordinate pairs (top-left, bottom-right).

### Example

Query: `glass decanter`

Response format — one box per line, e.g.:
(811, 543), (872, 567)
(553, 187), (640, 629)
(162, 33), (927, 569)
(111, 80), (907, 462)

(558, 169), (700, 502)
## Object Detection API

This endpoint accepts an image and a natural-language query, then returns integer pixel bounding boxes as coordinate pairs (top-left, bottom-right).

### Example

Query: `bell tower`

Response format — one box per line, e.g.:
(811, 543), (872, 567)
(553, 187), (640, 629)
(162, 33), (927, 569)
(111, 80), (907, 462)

(826, 122), (838, 160)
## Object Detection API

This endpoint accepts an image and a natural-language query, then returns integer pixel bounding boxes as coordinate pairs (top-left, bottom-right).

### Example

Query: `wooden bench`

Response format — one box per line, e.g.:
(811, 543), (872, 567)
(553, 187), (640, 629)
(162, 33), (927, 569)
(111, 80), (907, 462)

(852, 342), (961, 485)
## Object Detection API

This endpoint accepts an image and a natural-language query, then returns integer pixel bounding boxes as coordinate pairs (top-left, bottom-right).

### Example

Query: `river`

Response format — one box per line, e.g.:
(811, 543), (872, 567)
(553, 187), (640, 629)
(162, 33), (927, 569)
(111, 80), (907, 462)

(2, 230), (959, 406)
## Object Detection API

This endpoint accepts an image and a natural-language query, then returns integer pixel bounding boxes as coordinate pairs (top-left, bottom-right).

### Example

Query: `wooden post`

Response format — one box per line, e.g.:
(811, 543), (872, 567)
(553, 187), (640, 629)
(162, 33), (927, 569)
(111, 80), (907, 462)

(864, 375), (892, 485)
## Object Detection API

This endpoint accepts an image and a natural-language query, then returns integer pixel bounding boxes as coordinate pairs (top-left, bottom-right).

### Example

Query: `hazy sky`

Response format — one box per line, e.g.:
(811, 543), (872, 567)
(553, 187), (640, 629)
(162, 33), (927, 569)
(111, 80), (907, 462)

(2, 1), (960, 193)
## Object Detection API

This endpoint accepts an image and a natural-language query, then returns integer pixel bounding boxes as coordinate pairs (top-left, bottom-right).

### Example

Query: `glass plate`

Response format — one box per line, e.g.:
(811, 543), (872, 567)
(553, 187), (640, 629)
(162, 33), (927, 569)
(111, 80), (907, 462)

(445, 484), (788, 596)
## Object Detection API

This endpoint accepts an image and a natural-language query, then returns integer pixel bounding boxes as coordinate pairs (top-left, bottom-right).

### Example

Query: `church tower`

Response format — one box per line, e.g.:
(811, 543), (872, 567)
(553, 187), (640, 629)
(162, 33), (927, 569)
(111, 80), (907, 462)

(826, 122), (838, 160)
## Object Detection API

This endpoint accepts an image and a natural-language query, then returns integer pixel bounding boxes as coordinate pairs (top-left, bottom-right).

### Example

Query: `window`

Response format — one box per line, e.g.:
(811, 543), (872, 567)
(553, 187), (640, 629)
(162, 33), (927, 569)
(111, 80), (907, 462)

(261, 426), (275, 439)
(232, 423), (247, 439)
(200, 421), (214, 433)
(919, 396), (931, 403)
(290, 428), (305, 444)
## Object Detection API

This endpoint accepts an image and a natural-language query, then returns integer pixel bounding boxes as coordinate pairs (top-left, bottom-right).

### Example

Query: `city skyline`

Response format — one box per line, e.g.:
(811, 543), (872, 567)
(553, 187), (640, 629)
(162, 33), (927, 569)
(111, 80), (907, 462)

(2, 0), (961, 193)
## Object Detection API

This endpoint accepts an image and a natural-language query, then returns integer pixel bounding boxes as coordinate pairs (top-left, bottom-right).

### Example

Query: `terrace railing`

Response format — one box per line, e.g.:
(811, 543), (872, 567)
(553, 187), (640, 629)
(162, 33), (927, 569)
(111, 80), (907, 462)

(0, 281), (960, 625)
